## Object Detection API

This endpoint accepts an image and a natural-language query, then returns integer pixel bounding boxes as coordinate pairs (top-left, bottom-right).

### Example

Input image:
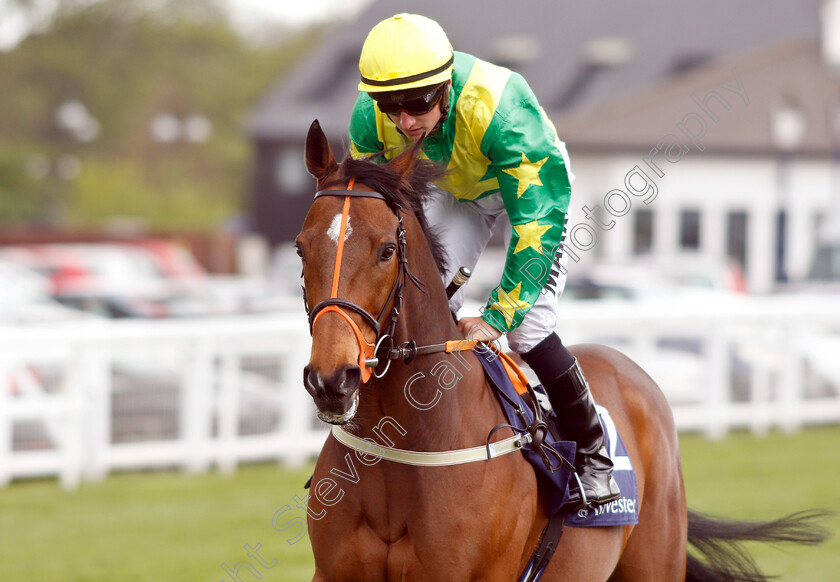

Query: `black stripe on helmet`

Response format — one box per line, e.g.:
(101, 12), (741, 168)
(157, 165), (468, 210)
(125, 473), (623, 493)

(361, 54), (454, 87)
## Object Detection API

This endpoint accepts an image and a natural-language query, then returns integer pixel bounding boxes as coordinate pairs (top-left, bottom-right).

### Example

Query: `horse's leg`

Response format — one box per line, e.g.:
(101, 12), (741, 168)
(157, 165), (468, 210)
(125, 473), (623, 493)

(608, 452), (687, 582)
(586, 346), (688, 582)
(539, 526), (625, 581)
(312, 568), (328, 582)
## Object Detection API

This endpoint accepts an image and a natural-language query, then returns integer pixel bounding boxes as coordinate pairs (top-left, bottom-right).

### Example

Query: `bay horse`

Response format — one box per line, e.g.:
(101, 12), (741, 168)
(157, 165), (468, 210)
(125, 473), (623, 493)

(296, 120), (826, 582)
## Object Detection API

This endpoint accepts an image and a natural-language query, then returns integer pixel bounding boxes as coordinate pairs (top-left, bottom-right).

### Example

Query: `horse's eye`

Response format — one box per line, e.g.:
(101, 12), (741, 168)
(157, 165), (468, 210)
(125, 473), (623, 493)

(294, 242), (305, 260)
(379, 244), (396, 261)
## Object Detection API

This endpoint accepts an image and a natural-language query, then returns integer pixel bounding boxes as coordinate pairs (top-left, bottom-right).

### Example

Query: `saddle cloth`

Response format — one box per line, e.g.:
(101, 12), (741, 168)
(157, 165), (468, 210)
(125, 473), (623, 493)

(473, 348), (639, 527)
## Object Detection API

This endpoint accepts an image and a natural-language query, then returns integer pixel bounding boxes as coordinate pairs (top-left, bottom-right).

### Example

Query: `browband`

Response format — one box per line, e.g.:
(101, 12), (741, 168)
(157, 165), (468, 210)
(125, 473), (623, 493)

(314, 189), (386, 201)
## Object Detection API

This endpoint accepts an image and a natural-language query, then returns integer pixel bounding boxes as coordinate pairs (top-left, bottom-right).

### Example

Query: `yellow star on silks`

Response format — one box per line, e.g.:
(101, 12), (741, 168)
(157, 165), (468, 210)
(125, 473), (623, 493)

(501, 153), (549, 198)
(489, 283), (532, 328)
(512, 220), (553, 254)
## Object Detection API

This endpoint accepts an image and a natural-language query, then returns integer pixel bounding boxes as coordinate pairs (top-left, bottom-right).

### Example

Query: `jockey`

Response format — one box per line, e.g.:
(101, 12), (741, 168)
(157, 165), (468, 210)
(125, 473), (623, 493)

(348, 13), (620, 511)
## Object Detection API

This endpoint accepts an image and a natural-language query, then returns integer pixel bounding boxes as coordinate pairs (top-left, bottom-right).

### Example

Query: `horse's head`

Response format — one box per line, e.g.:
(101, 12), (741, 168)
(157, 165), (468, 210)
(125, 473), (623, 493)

(297, 120), (440, 424)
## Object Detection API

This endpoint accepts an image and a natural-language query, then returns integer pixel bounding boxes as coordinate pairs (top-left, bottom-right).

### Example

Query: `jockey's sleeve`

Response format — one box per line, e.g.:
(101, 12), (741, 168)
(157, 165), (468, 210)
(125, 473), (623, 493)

(349, 93), (387, 159)
(479, 74), (572, 333)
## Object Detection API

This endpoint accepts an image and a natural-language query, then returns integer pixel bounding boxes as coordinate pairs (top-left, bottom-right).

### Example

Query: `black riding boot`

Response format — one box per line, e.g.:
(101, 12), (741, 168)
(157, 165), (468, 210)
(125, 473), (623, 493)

(521, 333), (621, 511)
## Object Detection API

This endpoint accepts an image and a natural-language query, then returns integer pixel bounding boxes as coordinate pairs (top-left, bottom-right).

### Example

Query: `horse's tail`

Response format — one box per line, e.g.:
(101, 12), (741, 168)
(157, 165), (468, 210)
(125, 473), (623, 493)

(685, 508), (831, 582)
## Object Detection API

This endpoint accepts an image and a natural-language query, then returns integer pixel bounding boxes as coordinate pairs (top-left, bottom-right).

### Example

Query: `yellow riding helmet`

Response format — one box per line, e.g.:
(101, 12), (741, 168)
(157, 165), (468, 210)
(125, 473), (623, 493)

(358, 13), (454, 93)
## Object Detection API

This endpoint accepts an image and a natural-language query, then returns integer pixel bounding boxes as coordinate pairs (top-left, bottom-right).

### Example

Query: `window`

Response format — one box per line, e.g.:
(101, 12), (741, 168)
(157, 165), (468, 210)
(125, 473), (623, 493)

(679, 209), (701, 249)
(274, 146), (308, 194)
(814, 212), (825, 243)
(633, 209), (654, 254)
(669, 53), (711, 76)
(775, 210), (787, 282)
(726, 211), (748, 273)
(492, 34), (542, 72)
(809, 245), (840, 280)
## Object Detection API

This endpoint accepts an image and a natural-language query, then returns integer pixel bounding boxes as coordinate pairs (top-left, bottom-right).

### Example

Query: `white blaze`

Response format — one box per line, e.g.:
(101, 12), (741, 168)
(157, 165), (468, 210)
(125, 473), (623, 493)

(327, 213), (352, 243)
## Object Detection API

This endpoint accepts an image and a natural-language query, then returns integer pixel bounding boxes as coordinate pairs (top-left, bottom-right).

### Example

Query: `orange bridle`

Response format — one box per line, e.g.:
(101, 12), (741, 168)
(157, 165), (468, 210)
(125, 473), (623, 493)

(306, 178), (408, 383)
(310, 179), (375, 381)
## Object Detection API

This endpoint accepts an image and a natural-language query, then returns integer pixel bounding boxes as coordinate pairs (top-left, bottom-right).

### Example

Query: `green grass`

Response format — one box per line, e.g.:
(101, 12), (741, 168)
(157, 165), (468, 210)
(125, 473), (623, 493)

(0, 463), (317, 582)
(1, 427), (838, 581)
(680, 427), (840, 581)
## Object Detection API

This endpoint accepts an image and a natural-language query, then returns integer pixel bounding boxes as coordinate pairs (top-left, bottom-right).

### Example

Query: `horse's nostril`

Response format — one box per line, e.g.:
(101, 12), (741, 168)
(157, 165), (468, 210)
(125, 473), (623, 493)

(303, 365), (360, 402)
(336, 366), (361, 398)
(328, 365), (360, 400)
(303, 365), (321, 397)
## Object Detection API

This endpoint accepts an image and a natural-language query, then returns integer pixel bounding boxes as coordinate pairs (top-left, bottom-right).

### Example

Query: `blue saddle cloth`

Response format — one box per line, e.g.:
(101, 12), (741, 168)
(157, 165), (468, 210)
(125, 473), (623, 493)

(474, 348), (639, 527)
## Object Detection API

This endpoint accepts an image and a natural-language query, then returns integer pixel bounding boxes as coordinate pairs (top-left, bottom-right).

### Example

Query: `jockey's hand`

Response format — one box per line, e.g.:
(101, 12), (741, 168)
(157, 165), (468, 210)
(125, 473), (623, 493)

(458, 316), (503, 343)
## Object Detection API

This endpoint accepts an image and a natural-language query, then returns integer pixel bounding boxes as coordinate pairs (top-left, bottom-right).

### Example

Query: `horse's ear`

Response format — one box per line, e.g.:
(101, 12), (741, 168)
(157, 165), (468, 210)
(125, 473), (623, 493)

(305, 120), (338, 181)
(386, 136), (425, 178)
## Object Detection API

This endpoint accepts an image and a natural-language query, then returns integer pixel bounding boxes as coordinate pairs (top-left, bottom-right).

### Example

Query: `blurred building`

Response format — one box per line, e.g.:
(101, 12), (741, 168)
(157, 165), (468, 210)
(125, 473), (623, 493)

(247, 0), (840, 292)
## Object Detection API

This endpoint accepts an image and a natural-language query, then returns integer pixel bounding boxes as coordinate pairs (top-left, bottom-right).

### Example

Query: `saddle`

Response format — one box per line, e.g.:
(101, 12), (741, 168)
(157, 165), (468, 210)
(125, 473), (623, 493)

(475, 348), (576, 515)
(474, 348), (639, 582)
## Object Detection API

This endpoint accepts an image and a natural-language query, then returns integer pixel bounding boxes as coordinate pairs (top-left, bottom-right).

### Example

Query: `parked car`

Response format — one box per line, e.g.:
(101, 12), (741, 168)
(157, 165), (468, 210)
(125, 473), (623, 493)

(0, 242), (208, 318)
(0, 240), (302, 319)
(462, 248), (746, 304)
(0, 258), (103, 324)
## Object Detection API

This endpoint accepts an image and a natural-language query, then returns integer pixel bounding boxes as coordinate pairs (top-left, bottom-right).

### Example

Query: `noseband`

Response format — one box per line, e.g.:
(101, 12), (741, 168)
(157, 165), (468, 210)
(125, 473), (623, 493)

(304, 178), (425, 382)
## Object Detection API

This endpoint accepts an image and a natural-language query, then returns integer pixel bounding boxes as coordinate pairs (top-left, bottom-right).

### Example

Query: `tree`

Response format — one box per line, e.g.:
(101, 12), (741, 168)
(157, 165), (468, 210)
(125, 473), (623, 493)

(0, 0), (323, 230)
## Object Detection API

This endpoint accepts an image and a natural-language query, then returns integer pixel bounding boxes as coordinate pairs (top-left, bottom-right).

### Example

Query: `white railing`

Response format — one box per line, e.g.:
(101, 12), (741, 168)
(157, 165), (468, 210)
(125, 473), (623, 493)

(1, 294), (839, 489)
(560, 293), (840, 438)
(0, 312), (323, 490)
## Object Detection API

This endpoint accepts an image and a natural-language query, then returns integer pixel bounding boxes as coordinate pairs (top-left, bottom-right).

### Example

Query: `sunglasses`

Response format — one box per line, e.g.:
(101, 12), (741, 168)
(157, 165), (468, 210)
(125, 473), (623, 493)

(373, 84), (446, 116)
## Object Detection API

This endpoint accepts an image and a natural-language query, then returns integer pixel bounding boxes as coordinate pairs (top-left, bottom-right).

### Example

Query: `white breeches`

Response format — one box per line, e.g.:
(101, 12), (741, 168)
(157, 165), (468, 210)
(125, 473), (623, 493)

(422, 187), (568, 354)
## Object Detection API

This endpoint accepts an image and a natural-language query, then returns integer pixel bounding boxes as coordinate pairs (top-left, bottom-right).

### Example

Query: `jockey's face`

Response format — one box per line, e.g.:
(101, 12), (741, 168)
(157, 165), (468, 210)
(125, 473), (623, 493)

(386, 104), (443, 141)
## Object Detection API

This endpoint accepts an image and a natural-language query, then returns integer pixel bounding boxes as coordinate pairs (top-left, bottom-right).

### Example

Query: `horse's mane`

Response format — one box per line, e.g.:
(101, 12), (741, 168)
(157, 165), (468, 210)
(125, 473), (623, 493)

(326, 152), (449, 276)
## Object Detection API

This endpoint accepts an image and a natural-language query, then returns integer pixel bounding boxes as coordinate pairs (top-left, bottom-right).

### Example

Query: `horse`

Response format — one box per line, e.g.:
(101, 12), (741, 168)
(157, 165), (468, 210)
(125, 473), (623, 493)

(296, 119), (827, 582)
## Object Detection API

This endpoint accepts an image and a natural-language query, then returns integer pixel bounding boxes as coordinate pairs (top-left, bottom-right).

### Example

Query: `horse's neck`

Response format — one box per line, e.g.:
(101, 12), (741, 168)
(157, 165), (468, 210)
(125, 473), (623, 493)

(353, 215), (503, 451)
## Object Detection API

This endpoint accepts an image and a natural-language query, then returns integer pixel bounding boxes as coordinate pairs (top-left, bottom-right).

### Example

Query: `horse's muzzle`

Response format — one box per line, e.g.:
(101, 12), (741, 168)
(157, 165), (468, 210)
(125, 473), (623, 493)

(303, 364), (362, 425)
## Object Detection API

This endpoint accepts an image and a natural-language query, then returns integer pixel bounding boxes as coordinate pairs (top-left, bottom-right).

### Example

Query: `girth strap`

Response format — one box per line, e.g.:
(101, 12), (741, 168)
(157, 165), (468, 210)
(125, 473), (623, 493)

(517, 512), (566, 582)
